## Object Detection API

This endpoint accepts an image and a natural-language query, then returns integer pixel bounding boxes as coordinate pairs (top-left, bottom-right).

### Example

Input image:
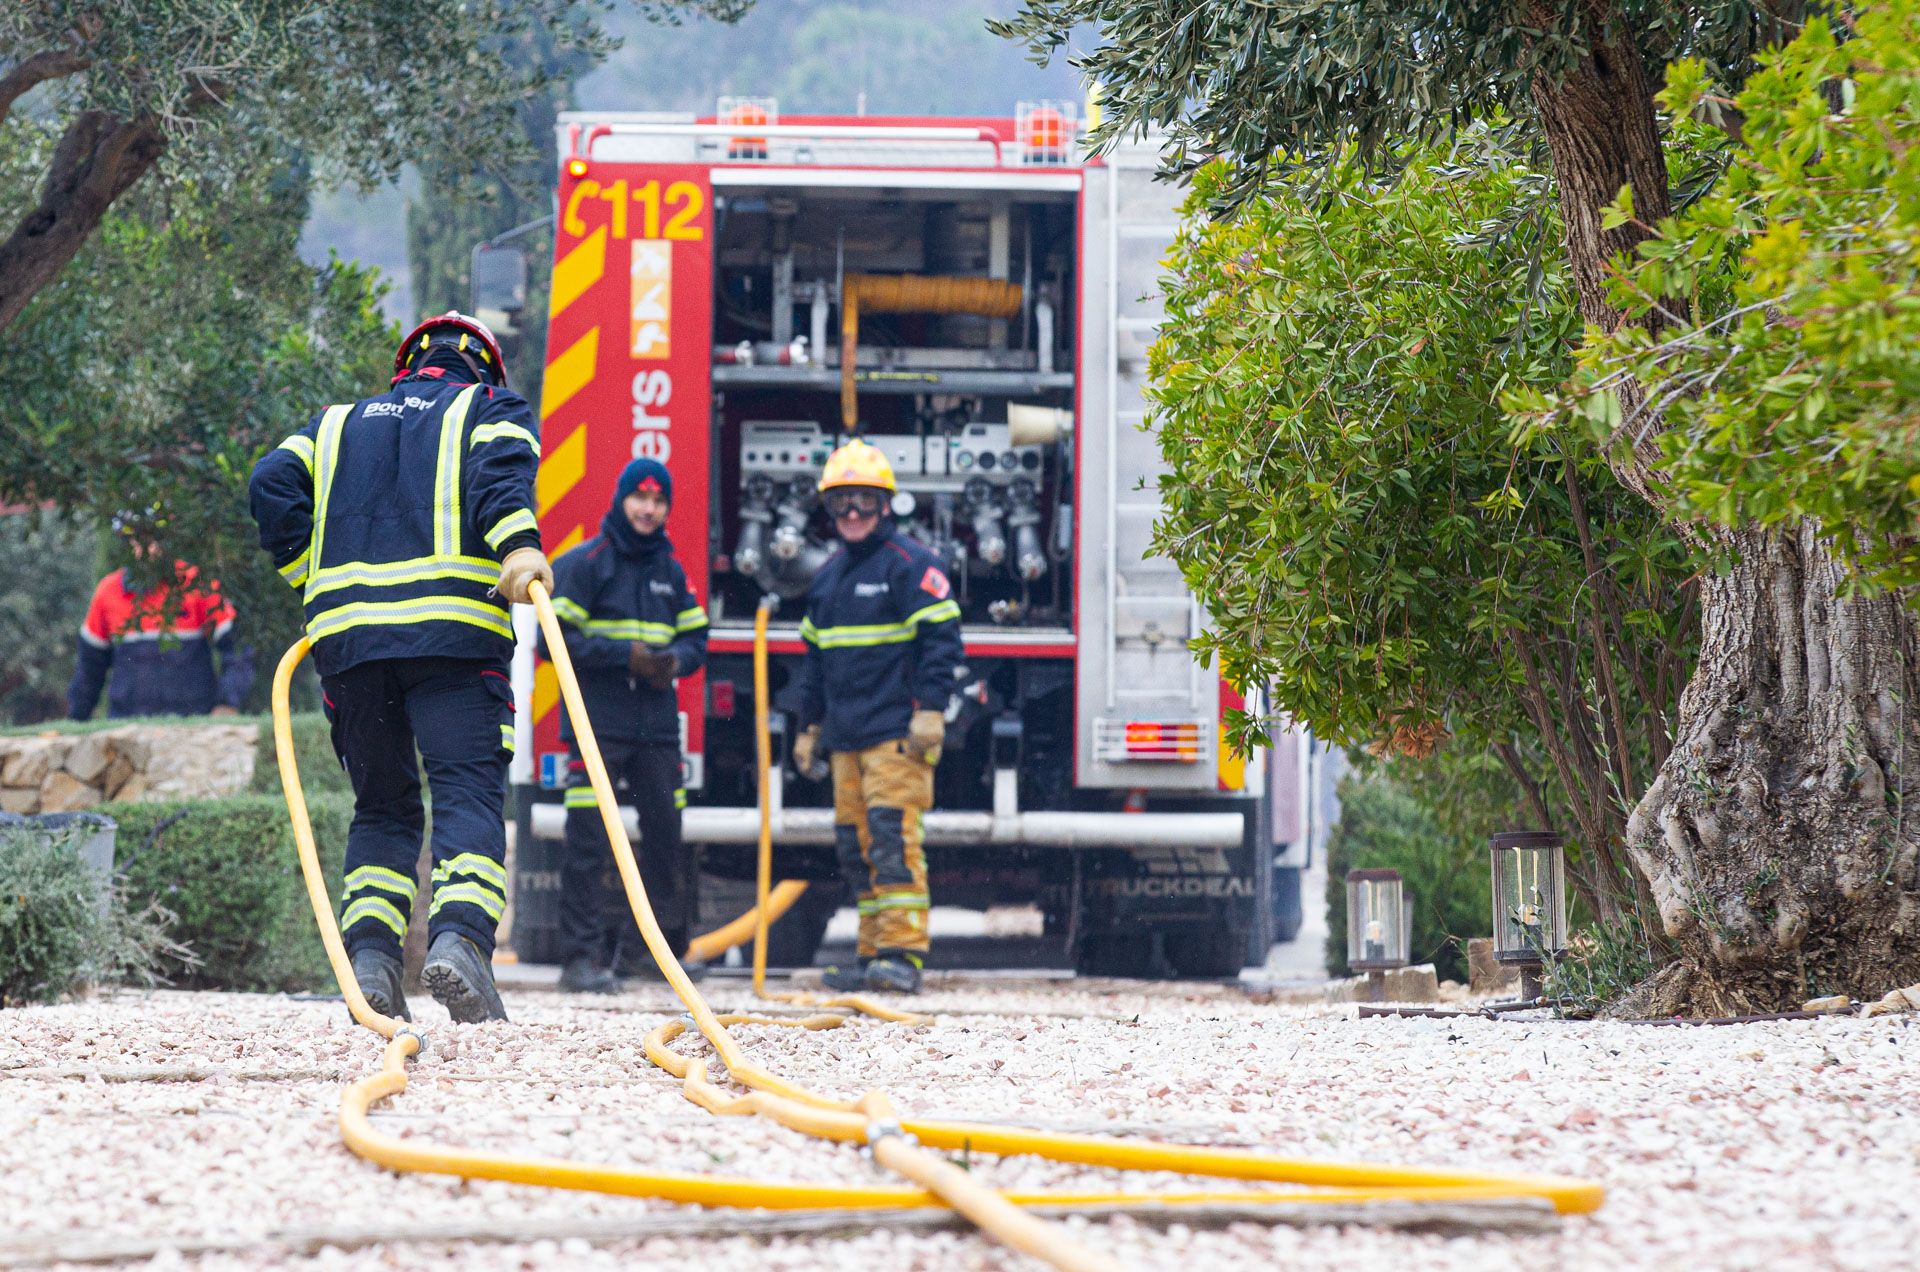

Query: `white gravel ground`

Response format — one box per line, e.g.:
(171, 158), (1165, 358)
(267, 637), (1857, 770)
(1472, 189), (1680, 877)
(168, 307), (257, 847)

(1, 976), (1914, 1270)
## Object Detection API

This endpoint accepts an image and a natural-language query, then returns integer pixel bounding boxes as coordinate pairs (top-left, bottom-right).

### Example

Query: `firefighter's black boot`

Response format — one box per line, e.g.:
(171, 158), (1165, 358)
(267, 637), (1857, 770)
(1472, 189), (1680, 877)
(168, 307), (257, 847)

(614, 928), (689, 981)
(422, 932), (509, 1023)
(350, 947), (410, 1021)
(821, 958), (870, 992)
(558, 955), (619, 994)
(864, 954), (922, 994)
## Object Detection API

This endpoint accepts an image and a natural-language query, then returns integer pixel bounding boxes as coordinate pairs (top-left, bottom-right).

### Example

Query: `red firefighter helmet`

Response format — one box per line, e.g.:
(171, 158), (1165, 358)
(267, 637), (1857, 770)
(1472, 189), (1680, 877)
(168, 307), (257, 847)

(394, 310), (509, 387)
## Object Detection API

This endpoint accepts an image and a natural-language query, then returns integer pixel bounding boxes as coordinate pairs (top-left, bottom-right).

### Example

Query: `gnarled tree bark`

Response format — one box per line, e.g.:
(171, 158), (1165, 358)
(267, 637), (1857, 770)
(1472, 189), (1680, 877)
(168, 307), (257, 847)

(1530, 12), (1920, 1012)
(1627, 524), (1920, 1014)
(0, 106), (166, 332)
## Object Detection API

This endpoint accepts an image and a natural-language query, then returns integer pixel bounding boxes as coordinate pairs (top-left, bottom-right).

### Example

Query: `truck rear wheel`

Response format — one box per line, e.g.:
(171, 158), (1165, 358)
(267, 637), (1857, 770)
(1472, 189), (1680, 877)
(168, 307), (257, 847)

(1163, 925), (1251, 979)
(1073, 932), (1162, 979)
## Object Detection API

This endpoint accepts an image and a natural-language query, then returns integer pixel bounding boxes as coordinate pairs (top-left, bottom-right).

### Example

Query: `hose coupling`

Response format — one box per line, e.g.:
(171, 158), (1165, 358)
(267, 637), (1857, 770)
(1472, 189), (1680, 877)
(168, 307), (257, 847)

(394, 1025), (430, 1057)
(677, 1012), (701, 1038)
(863, 1117), (914, 1161)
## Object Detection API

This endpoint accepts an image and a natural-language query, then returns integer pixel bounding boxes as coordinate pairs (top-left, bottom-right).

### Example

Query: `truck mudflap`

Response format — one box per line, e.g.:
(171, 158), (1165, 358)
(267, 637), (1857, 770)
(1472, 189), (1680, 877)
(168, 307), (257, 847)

(527, 803), (1243, 849)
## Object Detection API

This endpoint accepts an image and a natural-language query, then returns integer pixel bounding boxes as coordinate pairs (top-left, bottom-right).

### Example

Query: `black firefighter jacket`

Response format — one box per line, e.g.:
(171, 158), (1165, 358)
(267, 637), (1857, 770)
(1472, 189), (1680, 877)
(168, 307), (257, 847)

(538, 531), (709, 745)
(249, 370), (542, 678)
(795, 521), (966, 754)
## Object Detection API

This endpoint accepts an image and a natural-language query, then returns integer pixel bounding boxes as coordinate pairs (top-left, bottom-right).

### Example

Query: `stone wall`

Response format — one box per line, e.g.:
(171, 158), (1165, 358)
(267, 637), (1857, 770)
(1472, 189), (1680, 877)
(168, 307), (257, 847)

(0, 723), (259, 814)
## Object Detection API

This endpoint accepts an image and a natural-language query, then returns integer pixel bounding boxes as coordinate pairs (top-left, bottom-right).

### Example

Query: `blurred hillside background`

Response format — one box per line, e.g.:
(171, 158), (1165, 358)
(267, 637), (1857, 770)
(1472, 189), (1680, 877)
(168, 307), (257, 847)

(300, 1), (1083, 322)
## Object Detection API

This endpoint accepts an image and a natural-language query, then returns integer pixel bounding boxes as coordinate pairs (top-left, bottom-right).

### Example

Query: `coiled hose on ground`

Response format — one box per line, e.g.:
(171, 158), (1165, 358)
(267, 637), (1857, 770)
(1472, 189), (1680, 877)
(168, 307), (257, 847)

(269, 583), (1604, 1272)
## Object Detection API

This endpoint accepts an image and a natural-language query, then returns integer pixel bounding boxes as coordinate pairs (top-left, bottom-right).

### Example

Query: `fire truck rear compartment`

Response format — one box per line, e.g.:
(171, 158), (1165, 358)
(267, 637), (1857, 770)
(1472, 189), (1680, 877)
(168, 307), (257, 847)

(706, 187), (1078, 632)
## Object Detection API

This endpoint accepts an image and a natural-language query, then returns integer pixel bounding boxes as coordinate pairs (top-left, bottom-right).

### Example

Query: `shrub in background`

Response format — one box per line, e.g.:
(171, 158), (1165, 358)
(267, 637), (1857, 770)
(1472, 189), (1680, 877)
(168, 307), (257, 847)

(0, 822), (182, 1006)
(102, 793), (352, 992)
(1548, 917), (1659, 1018)
(0, 511), (97, 727)
(1325, 750), (1519, 984)
(249, 711), (350, 800)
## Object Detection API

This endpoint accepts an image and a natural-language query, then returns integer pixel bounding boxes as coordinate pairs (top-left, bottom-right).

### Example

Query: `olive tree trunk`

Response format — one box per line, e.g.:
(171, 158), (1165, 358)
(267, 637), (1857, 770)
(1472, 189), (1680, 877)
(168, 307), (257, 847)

(1531, 16), (1920, 1012)
(1625, 525), (1920, 1014)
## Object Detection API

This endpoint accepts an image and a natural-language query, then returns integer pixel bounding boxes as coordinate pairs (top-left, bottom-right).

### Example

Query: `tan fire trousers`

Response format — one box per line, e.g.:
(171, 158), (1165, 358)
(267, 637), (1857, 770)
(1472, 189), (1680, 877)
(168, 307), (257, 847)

(830, 738), (932, 960)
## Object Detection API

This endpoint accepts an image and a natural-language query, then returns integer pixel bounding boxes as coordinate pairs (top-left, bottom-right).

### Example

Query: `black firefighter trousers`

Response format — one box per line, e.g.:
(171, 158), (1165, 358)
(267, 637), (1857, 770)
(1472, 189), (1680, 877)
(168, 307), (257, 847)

(561, 740), (693, 967)
(324, 656), (515, 960)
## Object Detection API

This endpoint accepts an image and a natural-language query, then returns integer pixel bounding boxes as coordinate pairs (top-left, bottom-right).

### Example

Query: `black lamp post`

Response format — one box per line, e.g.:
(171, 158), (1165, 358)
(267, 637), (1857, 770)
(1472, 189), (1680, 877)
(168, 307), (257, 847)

(1346, 868), (1409, 1001)
(1488, 831), (1568, 1002)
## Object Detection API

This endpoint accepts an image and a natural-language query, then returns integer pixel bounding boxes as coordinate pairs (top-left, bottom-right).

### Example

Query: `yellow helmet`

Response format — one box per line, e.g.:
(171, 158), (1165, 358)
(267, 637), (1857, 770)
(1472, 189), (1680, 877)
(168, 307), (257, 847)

(817, 439), (896, 493)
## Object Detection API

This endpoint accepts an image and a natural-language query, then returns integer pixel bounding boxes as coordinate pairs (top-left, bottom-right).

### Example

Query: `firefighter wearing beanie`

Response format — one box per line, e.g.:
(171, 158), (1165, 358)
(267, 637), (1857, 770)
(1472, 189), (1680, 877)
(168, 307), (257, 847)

(537, 458), (708, 991)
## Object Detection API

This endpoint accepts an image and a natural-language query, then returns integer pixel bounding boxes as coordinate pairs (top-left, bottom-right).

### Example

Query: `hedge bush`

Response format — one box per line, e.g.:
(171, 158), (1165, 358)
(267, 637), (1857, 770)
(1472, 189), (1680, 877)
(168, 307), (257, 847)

(0, 822), (179, 1006)
(1324, 752), (1515, 984)
(250, 711), (351, 800)
(101, 792), (354, 992)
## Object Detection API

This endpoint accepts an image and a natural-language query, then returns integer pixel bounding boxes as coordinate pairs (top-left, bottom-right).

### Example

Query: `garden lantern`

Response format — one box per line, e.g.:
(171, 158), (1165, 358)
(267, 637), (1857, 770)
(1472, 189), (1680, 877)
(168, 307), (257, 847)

(1488, 830), (1568, 1000)
(1346, 868), (1408, 1000)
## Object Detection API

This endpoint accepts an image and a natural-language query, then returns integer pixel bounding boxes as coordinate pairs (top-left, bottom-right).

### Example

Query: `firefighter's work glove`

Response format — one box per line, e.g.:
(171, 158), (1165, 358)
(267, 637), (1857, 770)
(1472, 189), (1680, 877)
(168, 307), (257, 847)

(906, 708), (945, 763)
(791, 724), (824, 780)
(497, 547), (554, 605)
(625, 653), (679, 691)
(629, 644), (678, 689)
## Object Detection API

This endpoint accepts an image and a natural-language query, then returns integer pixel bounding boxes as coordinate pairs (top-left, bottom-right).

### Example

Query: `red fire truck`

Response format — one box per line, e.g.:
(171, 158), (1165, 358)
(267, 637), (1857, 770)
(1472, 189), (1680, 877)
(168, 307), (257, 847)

(505, 103), (1309, 977)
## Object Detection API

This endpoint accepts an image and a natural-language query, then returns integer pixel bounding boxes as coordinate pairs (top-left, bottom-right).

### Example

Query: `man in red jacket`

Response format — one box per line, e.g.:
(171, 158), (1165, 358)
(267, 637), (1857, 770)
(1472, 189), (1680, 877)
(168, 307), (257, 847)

(68, 517), (254, 719)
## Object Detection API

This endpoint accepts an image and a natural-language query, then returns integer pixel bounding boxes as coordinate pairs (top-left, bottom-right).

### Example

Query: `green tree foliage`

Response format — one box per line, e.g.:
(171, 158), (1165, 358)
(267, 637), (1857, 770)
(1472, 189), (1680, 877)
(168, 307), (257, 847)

(991, 0), (1799, 202)
(0, 511), (96, 724)
(1151, 132), (1693, 921)
(0, 155), (394, 659)
(1323, 751), (1516, 984)
(0, 1), (617, 331)
(406, 23), (599, 393)
(1520, 6), (1920, 593)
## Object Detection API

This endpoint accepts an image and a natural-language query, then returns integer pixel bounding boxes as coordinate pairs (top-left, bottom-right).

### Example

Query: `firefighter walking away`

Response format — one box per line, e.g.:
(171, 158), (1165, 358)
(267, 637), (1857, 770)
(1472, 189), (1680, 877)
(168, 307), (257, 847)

(794, 440), (963, 995)
(249, 311), (549, 1023)
(538, 457), (708, 992)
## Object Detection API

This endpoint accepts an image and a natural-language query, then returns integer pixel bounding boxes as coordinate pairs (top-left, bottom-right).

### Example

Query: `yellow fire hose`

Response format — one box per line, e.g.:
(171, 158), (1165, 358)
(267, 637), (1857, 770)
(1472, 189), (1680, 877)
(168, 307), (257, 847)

(685, 878), (806, 964)
(269, 583), (1605, 1272)
(840, 274), (1024, 430)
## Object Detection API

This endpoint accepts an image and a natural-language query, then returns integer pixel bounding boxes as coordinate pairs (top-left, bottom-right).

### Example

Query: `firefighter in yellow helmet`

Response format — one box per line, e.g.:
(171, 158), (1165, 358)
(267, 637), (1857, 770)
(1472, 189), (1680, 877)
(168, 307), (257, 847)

(791, 440), (964, 993)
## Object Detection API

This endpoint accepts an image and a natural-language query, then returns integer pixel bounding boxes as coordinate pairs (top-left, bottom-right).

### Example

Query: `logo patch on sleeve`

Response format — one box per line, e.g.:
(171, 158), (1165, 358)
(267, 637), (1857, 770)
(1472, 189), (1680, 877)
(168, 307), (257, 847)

(920, 567), (951, 599)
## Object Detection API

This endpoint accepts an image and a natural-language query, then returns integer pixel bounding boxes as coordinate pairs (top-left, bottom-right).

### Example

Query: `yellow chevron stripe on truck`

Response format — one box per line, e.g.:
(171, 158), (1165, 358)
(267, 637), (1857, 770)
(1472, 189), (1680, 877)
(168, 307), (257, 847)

(537, 425), (586, 515)
(549, 226), (607, 317)
(540, 328), (599, 422)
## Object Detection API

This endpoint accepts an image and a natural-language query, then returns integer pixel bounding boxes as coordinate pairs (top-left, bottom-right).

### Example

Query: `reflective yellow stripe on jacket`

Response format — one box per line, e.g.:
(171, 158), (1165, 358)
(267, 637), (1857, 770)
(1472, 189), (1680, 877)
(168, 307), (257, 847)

(483, 508), (539, 551)
(305, 556), (502, 602)
(304, 403), (355, 597)
(433, 386), (480, 558)
(470, 420), (540, 456)
(801, 599), (960, 649)
(553, 596), (678, 646)
(302, 386), (529, 646)
(278, 547), (311, 590)
(277, 433), (316, 477)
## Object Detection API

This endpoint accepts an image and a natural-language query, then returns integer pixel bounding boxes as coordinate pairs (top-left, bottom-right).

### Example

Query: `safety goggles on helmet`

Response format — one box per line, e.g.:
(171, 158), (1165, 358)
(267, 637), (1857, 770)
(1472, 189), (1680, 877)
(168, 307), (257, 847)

(394, 310), (508, 387)
(823, 488), (885, 520)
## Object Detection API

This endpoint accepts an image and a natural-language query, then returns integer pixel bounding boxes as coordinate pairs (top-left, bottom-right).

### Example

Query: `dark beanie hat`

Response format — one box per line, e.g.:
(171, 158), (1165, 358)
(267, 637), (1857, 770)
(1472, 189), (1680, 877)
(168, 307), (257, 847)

(614, 457), (672, 507)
